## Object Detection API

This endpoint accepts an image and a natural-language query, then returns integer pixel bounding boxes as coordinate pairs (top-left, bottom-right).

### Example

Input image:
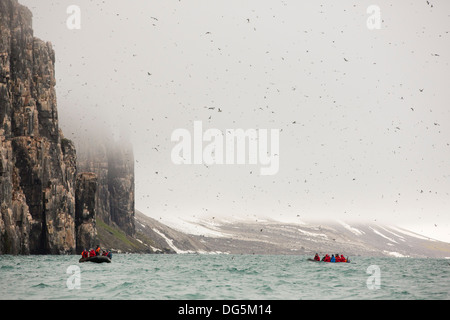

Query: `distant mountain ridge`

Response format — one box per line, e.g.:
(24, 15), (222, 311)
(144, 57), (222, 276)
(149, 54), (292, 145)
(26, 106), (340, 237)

(134, 213), (450, 258)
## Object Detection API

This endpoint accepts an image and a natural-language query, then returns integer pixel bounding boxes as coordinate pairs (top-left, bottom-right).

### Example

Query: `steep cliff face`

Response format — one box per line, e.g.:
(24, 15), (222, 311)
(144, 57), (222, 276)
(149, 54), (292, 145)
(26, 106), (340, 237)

(75, 172), (98, 253)
(77, 137), (135, 237)
(0, 0), (77, 254)
(107, 142), (135, 236)
(0, 138), (33, 254)
(0, 0), (138, 255)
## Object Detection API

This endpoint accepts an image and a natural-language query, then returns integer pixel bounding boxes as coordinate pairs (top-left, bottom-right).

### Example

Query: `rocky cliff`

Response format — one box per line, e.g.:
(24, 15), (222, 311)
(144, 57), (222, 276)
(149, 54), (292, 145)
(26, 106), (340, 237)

(0, 0), (163, 255)
(76, 135), (135, 237)
(0, 0), (80, 254)
(0, 0), (103, 255)
(75, 172), (98, 253)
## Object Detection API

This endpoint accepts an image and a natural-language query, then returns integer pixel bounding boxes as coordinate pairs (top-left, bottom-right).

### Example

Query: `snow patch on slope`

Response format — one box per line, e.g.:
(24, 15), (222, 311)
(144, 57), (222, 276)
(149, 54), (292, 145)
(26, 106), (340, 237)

(338, 221), (365, 236)
(152, 228), (195, 254)
(378, 226), (406, 242)
(370, 227), (398, 243)
(158, 216), (228, 238)
(389, 226), (436, 241)
(383, 251), (409, 258)
(297, 228), (328, 239)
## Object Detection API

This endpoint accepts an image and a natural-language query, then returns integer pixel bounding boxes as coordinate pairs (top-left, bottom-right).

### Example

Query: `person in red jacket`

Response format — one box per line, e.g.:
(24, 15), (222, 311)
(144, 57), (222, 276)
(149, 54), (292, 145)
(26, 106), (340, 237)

(335, 254), (341, 262)
(81, 249), (88, 259)
(322, 254), (331, 262)
(89, 248), (96, 257)
(314, 253), (321, 261)
(340, 254), (346, 262)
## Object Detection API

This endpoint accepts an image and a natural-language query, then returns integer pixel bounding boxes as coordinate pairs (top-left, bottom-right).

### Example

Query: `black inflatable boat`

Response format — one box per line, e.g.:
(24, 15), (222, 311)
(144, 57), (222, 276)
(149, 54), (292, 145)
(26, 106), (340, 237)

(79, 256), (111, 263)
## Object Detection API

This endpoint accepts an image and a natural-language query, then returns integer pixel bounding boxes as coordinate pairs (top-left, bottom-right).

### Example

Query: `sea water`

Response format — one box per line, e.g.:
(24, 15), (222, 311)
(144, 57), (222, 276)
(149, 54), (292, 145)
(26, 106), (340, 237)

(0, 254), (449, 300)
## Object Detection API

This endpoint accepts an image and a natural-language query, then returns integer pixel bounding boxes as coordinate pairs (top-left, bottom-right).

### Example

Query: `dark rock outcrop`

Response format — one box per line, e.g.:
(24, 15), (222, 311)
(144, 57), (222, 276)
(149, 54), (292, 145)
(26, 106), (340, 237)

(77, 137), (135, 237)
(0, 137), (33, 254)
(75, 172), (98, 253)
(0, 0), (76, 254)
(0, 0), (136, 255)
(107, 142), (135, 236)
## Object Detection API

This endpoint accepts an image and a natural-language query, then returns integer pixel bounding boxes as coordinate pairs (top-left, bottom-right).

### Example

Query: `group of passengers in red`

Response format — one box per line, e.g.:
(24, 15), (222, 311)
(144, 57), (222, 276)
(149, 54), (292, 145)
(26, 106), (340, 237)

(81, 245), (112, 260)
(313, 253), (350, 263)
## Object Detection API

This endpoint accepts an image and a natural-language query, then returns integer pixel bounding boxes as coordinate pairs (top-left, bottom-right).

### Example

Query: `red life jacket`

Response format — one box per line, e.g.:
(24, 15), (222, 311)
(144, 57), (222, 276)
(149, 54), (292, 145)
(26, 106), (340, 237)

(82, 250), (88, 258)
(324, 256), (331, 262)
(314, 255), (320, 261)
(336, 256), (341, 262)
(89, 249), (96, 257)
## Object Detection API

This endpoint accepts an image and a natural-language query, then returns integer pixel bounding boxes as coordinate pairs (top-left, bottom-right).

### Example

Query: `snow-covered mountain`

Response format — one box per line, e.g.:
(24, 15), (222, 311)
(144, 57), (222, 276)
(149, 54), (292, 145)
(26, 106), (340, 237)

(135, 212), (450, 258)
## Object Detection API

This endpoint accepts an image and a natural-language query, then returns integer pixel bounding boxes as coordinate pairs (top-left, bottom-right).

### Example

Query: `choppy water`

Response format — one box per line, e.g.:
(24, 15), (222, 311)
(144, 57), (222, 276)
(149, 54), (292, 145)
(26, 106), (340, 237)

(0, 254), (449, 300)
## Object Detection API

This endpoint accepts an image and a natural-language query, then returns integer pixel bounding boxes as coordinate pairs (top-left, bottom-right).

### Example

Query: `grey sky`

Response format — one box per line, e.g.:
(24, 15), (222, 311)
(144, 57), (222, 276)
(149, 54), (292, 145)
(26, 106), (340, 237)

(19, 0), (450, 241)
